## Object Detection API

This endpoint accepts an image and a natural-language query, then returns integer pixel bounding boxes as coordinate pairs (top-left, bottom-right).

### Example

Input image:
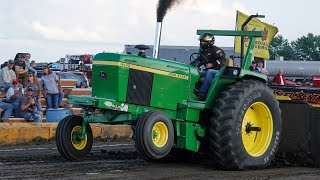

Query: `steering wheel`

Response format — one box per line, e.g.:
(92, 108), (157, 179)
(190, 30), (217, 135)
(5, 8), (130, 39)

(189, 53), (209, 73)
(189, 53), (208, 63)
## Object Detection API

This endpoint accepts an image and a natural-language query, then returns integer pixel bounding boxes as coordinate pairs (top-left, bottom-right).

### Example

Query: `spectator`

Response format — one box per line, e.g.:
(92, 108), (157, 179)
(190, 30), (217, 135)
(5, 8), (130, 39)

(273, 69), (287, 85)
(30, 60), (36, 68)
(24, 53), (37, 76)
(25, 72), (42, 111)
(13, 53), (22, 61)
(0, 91), (13, 121)
(257, 61), (269, 75)
(41, 66), (62, 109)
(6, 78), (24, 117)
(249, 61), (259, 72)
(1, 60), (18, 89)
(14, 54), (29, 86)
(19, 86), (42, 123)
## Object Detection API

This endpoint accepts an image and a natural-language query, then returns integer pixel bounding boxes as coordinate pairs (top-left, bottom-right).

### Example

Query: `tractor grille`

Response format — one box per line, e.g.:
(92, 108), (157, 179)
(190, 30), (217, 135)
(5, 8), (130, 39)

(126, 69), (154, 106)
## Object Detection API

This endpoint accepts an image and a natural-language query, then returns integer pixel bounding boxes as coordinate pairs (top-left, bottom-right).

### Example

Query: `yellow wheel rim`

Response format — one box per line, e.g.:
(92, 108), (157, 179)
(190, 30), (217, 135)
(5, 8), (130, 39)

(152, 122), (169, 148)
(71, 125), (88, 150)
(242, 102), (273, 157)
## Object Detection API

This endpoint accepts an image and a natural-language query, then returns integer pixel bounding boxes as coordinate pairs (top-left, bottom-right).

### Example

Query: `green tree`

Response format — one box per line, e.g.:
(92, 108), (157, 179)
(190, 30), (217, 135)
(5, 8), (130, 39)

(269, 35), (296, 60)
(291, 33), (320, 61)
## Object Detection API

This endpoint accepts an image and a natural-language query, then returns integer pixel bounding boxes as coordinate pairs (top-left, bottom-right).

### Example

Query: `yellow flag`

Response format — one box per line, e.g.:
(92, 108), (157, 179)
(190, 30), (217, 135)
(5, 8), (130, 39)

(234, 11), (278, 60)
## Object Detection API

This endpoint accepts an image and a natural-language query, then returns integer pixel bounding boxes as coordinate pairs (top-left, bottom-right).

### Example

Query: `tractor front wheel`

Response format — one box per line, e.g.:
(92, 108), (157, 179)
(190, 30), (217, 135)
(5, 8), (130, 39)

(135, 110), (174, 160)
(208, 79), (282, 170)
(55, 115), (93, 161)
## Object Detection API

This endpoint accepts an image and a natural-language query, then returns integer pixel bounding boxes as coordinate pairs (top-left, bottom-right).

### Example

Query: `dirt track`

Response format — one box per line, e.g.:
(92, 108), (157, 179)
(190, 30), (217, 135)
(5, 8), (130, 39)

(0, 140), (320, 180)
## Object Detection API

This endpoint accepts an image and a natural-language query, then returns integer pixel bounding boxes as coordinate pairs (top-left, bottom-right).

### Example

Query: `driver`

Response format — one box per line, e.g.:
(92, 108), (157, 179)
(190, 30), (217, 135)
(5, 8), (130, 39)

(196, 32), (226, 101)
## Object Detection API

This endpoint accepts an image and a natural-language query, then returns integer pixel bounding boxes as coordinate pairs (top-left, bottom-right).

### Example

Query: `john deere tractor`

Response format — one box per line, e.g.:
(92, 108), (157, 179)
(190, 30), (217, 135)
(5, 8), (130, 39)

(55, 28), (282, 170)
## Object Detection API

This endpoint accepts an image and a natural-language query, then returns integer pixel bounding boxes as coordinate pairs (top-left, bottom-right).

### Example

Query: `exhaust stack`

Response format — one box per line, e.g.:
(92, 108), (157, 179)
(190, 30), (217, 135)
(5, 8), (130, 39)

(153, 22), (162, 59)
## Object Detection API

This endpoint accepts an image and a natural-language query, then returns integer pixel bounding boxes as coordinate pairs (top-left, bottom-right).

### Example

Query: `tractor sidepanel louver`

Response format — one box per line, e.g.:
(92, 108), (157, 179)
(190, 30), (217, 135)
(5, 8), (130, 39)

(126, 69), (154, 106)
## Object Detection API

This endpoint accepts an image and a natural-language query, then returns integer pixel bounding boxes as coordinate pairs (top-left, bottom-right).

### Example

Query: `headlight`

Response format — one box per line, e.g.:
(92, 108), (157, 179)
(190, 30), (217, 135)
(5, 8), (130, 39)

(222, 67), (241, 77)
(233, 69), (239, 76)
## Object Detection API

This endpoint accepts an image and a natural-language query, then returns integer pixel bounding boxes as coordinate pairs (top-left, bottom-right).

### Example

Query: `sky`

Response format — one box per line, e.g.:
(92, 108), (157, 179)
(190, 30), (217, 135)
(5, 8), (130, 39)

(0, 0), (318, 64)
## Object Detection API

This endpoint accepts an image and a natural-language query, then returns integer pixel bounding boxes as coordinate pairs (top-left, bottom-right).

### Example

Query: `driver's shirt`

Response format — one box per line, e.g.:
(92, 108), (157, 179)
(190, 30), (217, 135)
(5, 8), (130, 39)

(200, 45), (226, 70)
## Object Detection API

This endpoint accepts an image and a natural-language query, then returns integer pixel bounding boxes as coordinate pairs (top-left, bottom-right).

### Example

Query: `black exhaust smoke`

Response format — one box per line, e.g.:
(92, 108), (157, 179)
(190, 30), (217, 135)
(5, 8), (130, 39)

(157, 0), (181, 22)
(153, 0), (181, 58)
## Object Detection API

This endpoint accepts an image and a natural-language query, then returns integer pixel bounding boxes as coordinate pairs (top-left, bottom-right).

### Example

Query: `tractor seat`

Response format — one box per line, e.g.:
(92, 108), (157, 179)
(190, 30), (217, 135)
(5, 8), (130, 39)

(194, 58), (233, 96)
(225, 58), (234, 67)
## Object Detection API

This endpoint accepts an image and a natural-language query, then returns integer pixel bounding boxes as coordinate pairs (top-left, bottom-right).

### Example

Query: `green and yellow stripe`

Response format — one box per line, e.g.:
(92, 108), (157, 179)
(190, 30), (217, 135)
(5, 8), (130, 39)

(93, 61), (189, 80)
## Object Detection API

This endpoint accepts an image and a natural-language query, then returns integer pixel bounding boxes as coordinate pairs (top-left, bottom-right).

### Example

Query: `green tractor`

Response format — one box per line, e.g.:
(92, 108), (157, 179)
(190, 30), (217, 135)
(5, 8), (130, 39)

(55, 27), (282, 170)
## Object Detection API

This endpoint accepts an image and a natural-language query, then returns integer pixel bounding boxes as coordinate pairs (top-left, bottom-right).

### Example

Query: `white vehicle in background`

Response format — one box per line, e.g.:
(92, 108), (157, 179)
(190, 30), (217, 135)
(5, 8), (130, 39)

(56, 71), (90, 88)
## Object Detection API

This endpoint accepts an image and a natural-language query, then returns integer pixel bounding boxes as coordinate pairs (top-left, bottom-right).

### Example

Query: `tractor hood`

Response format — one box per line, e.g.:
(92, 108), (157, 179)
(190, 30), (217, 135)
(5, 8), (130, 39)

(91, 52), (199, 110)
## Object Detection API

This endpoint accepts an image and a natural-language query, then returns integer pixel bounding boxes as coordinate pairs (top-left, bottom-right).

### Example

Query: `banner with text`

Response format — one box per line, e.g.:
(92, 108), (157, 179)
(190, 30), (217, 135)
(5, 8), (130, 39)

(234, 11), (278, 60)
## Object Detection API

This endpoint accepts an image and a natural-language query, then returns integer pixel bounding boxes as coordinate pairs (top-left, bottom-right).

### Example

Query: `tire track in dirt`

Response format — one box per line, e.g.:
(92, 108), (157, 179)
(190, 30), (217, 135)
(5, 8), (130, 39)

(0, 141), (320, 180)
(0, 141), (143, 179)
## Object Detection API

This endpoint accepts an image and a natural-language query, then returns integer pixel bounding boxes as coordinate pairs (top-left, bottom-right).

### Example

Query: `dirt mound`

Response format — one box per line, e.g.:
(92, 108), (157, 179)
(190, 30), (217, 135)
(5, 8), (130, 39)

(271, 151), (317, 168)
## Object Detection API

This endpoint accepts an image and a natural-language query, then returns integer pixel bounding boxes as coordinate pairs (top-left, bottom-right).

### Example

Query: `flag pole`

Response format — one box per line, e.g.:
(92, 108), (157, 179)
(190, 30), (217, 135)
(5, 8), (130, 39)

(240, 13), (265, 66)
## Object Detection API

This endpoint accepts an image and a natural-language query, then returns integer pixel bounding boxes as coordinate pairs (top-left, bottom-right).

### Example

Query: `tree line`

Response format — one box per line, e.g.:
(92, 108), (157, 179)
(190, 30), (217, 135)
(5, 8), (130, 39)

(269, 33), (320, 61)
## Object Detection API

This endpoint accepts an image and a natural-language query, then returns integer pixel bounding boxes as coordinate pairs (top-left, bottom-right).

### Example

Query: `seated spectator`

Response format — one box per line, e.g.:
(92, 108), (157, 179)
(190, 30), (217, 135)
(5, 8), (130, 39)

(249, 61), (259, 72)
(14, 54), (29, 86)
(273, 69), (287, 85)
(1, 60), (18, 89)
(6, 79), (24, 117)
(0, 91), (13, 121)
(19, 86), (42, 123)
(257, 61), (269, 75)
(25, 72), (42, 111)
(24, 53), (37, 76)
(41, 66), (62, 109)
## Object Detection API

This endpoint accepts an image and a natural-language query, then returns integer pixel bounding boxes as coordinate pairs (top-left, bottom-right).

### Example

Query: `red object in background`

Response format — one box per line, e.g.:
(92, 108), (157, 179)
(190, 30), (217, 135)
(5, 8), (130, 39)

(313, 75), (320, 87)
(80, 54), (92, 64)
(273, 74), (287, 85)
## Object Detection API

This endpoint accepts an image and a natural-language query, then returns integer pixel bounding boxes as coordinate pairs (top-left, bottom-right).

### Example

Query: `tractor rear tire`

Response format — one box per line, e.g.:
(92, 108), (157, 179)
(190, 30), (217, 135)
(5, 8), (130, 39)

(208, 79), (282, 170)
(55, 115), (93, 161)
(135, 110), (174, 160)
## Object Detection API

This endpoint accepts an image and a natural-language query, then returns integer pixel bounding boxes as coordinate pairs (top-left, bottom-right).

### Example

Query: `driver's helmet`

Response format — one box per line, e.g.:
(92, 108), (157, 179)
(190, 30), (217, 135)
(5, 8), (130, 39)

(199, 32), (215, 48)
